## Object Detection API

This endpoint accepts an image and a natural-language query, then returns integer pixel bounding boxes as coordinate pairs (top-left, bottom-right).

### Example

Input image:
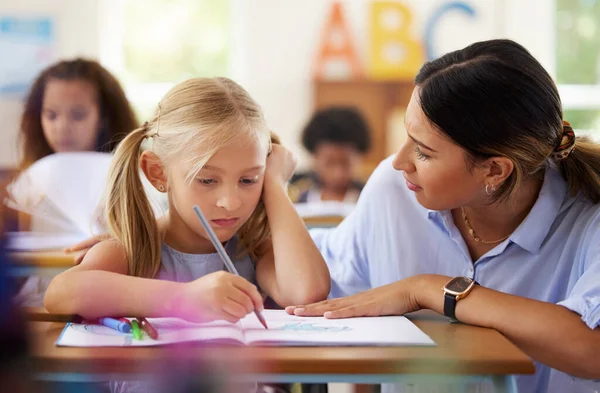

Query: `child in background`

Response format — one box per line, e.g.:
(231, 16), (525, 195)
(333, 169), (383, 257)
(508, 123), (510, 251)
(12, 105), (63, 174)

(8, 59), (138, 307)
(44, 75), (330, 335)
(290, 107), (371, 203)
(9, 59), (138, 305)
(18, 58), (137, 169)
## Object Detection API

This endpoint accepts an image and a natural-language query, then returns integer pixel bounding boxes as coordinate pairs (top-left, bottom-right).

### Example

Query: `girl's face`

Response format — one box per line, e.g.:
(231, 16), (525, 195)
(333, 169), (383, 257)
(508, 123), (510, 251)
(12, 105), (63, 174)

(168, 141), (268, 248)
(392, 88), (487, 211)
(41, 78), (102, 153)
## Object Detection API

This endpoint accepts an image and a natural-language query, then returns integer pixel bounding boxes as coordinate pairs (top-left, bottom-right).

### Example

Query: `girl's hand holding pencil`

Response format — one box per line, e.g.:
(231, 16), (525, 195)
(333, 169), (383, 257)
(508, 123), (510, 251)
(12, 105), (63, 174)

(174, 271), (264, 324)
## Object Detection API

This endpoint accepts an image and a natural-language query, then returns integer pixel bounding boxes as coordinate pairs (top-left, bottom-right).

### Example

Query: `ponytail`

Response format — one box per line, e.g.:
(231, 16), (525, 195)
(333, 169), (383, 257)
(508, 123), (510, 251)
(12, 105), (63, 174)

(105, 124), (161, 278)
(558, 136), (600, 203)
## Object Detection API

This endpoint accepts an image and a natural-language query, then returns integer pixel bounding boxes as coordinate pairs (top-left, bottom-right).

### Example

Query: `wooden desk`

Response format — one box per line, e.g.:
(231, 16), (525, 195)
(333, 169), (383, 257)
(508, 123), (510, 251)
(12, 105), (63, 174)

(9, 250), (79, 277)
(303, 215), (344, 228)
(11, 250), (78, 267)
(29, 311), (533, 390)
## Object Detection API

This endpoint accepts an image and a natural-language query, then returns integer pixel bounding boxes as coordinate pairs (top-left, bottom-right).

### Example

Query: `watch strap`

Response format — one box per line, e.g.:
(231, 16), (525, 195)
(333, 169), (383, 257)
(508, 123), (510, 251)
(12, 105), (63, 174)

(443, 292), (458, 321)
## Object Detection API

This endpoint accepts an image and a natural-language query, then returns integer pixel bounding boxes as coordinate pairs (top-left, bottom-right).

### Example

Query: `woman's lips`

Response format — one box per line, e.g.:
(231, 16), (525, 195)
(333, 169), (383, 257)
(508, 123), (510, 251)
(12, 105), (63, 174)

(405, 178), (422, 191)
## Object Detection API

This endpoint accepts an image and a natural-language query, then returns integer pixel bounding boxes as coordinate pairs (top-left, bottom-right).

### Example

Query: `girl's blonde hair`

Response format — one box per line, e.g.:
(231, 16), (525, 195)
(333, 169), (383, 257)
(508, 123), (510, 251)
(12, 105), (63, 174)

(105, 77), (273, 278)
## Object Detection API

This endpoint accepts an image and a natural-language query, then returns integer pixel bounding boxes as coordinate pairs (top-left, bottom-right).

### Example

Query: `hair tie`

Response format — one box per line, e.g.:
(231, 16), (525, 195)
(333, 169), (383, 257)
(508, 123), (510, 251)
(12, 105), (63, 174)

(552, 121), (576, 162)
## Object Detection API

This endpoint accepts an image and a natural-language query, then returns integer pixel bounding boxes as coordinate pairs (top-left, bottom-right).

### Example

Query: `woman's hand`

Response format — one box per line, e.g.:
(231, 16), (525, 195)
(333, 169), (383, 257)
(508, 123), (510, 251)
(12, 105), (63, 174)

(265, 144), (297, 187)
(176, 271), (264, 323)
(285, 277), (423, 319)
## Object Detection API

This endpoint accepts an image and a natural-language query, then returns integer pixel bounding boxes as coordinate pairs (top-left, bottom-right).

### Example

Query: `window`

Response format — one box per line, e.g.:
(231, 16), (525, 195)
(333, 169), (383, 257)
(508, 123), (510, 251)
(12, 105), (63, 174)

(556, 0), (600, 137)
(100, 0), (230, 120)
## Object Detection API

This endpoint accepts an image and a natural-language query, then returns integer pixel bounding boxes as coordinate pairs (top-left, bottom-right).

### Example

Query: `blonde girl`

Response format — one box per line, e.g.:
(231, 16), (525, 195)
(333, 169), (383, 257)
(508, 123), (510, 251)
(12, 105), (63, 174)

(45, 77), (330, 323)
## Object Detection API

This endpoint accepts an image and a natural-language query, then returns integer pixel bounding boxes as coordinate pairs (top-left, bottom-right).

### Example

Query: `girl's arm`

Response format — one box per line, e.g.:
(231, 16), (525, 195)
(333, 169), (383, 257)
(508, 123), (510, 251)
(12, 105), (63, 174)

(255, 146), (330, 307)
(45, 240), (181, 319)
(45, 239), (263, 322)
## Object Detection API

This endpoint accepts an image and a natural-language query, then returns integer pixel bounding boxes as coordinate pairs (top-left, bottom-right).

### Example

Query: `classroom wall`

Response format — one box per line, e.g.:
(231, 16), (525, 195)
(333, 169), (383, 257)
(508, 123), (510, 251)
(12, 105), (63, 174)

(0, 0), (554, 169)
(0, 0), (100, 168)
(234, 0), (554, 166)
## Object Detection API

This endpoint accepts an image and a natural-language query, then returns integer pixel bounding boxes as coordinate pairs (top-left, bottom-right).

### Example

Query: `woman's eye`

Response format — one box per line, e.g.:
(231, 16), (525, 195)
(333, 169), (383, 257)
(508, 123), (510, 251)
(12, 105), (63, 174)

(413, 146), (430, 161)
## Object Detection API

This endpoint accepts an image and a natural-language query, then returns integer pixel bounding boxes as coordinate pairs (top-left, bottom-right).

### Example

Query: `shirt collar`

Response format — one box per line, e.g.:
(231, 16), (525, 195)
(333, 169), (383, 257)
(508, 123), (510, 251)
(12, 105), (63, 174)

(508, 164), (568, 253)
(425, 163), (569, 254)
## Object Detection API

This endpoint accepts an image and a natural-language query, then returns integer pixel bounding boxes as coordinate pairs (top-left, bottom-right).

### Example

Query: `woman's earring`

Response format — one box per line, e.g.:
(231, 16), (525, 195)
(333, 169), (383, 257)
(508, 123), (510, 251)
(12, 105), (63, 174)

(158, 185), (165, 192)
(485, 184), (496, 195)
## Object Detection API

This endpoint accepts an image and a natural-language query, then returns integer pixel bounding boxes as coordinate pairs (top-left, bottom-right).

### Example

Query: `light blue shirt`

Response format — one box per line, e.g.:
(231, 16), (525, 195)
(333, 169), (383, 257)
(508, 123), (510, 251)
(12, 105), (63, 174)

(310, 156), (600, 393)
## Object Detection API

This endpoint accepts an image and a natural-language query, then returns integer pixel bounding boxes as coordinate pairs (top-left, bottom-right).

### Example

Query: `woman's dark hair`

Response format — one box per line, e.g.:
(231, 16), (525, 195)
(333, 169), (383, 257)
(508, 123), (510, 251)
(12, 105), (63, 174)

(19, 58), (138, 169)
(301, 107), (371, 154)
(415, 39), (600, 203)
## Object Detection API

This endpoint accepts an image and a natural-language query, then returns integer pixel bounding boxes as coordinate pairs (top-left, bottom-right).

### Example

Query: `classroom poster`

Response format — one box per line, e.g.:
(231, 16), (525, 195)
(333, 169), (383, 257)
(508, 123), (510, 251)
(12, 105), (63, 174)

(0, 16), (55, 96)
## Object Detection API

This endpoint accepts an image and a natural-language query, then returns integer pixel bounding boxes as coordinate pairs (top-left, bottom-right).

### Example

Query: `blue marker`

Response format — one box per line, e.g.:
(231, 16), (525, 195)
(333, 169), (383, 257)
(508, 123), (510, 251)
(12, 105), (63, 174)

(99, 317), (131, 333)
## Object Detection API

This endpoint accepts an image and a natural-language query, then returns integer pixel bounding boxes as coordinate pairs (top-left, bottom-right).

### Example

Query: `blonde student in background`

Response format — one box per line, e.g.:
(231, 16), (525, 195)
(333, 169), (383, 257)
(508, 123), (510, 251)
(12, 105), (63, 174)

(44, 76), (330, 327)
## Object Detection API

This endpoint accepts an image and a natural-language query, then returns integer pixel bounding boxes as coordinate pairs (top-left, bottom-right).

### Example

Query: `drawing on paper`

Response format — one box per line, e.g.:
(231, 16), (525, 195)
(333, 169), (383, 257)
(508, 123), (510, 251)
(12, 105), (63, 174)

(275, 322), (351, 333)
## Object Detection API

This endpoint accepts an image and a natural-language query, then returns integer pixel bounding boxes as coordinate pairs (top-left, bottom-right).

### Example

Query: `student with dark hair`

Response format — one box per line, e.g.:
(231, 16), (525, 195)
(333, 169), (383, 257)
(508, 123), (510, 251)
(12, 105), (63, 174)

(8, 58), (138, 306)
(19, 58), (138, 169)
(288, 39), (600, 393)
(290, 107), (371, 203)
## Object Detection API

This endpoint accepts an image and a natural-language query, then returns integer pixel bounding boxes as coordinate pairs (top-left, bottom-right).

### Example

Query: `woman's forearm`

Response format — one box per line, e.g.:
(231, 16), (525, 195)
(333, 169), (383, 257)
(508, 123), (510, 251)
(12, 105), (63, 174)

(417, 274), (600, 379)
(44, 270), (183, 319)
(262, 178), (331, 304)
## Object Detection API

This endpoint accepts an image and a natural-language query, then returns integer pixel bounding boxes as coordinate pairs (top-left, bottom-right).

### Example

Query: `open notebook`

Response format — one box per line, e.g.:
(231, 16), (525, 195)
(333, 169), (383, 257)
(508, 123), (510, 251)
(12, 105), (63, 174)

(56, 310), (435, 347)
(5, 152), (167, 251)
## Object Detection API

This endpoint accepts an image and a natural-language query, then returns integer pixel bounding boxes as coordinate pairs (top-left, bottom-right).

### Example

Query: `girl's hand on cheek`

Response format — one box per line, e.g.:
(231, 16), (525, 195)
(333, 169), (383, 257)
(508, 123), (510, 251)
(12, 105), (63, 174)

(176, 271), (264, 323)
(265, 144), (297, 187)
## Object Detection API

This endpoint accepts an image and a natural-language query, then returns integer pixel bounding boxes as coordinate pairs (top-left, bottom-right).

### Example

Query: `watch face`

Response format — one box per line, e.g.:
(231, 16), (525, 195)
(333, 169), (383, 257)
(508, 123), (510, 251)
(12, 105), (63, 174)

(446, 277), (474, 293)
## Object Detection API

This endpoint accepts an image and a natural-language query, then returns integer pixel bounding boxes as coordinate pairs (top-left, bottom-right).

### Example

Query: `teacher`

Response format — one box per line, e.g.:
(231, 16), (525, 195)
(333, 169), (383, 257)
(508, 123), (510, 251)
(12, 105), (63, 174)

(287, 39), (600, 393)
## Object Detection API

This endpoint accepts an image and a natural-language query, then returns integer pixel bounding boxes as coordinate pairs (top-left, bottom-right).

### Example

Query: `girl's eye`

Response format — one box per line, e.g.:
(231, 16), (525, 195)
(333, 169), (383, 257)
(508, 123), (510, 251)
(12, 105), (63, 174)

(197, 179), (216, 185)
(43, 111), (56, 121)
(71, 111), (87, 121)
(240, 178), (258, 185)
(413, 146), (430, 161)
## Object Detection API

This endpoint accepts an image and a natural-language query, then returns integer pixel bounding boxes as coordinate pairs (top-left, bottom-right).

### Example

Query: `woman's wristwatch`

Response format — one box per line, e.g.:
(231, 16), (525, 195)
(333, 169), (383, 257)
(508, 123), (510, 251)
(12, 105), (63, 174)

(442, 276), (479, 322)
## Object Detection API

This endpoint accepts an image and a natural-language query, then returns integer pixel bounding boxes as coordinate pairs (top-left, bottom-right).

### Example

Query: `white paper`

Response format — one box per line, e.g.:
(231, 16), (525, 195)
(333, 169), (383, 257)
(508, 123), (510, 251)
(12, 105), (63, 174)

(6, 231), (88, 251)
(5, 152), (168, 250)
(243, 310), (435, 346)
(56, 318), (245, 347)
(6, 152), (113, 236)
(56, 310), (435, 347)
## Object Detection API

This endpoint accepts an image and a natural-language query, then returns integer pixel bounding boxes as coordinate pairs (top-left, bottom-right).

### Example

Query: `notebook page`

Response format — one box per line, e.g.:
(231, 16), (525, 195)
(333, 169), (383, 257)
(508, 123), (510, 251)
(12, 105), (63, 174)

(241, 310), (435, 346)
(56, 318), (245, 347)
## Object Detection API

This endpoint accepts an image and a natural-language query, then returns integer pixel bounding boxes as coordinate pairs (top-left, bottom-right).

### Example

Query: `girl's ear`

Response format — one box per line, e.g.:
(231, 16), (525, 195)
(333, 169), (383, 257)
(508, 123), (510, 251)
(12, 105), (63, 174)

(140, 151), (167, 191)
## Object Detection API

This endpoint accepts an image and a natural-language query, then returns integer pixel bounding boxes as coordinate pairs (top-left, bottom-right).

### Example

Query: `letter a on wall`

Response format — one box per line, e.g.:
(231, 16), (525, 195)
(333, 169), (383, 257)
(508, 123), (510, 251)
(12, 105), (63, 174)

(313, 1), (362, 80)
(368, 1), (424, 80)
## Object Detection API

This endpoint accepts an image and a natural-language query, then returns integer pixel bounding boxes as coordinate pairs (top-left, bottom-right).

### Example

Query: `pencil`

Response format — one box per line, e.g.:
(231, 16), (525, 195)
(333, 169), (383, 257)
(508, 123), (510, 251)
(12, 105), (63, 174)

(192, 205), (268, 329)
